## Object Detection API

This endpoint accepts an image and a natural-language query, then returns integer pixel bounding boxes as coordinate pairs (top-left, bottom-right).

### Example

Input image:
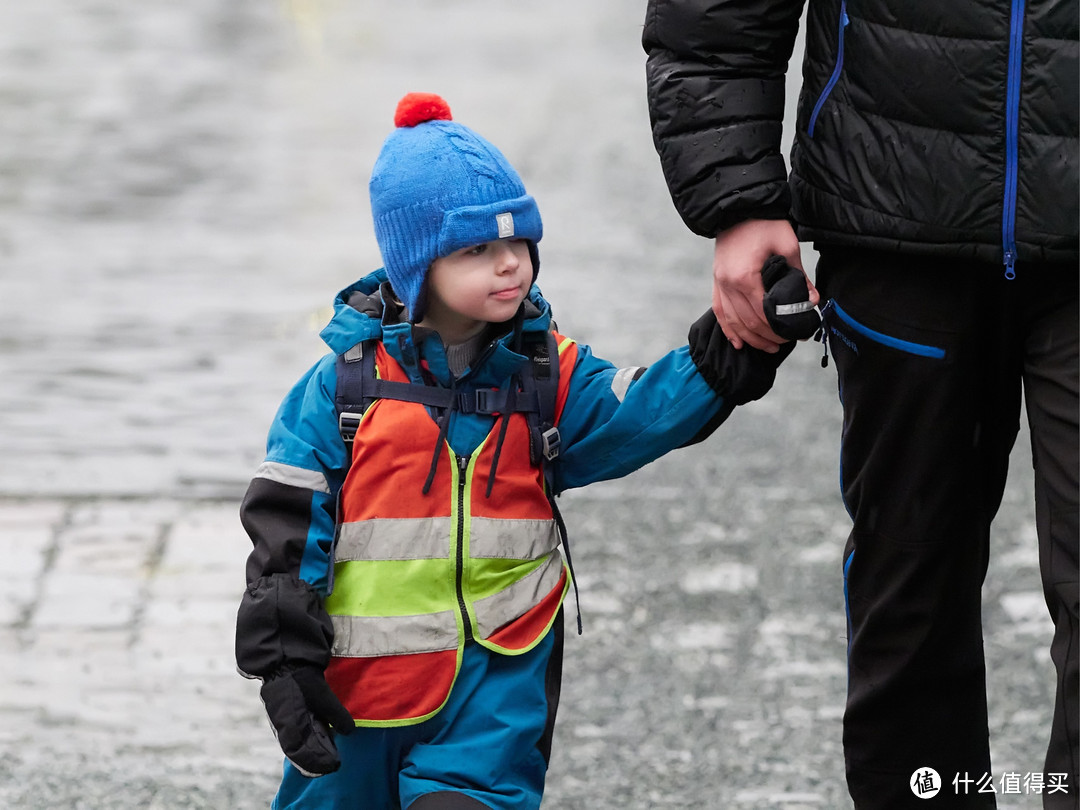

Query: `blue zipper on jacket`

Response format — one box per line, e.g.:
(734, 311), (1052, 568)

(808, 1), (849, 138)
(1002, 0), (1025, 280)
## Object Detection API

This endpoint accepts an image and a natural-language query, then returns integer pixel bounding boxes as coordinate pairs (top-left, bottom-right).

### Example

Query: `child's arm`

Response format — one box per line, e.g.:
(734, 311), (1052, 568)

(551, 337), (742, 491)
(238, 355), (346, 594)
(235, 355), (355, 777)
(553, 260), (816, 491)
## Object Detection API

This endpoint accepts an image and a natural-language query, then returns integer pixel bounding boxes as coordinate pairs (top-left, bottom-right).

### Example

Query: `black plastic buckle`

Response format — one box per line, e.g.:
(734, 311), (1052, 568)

(338, 412), (362, 443)
(459, 389), (500, 415)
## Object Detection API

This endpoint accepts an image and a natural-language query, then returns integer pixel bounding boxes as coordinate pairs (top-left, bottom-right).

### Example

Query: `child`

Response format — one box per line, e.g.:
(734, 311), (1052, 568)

(235, 92), (818, 810)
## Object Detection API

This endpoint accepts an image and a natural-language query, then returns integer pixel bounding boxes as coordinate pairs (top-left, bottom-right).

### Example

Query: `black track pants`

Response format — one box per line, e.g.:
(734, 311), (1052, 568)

(817, 248), (1079, 810)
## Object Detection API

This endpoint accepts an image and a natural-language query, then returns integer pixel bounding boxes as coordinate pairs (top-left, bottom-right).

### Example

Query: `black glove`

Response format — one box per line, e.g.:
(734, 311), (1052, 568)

(236, 574), (355, 777)
(761, 254), (820, 341)
(259, 665), (356, 777)
(688, 310), (795, 405)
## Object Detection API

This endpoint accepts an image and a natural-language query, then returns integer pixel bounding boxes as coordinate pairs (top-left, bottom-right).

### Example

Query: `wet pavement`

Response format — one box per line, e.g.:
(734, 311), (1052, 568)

(0, 374), (1057, 809)
(0, 1), (1059, 808)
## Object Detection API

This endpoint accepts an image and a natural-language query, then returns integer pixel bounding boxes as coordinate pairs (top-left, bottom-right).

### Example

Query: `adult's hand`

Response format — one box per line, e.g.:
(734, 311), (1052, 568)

(712, 219), (819, 352)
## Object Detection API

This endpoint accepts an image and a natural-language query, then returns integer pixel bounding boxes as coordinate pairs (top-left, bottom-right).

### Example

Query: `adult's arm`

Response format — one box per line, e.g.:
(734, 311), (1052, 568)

(643, 0), (814, 350)
(643, 0), (806, 237)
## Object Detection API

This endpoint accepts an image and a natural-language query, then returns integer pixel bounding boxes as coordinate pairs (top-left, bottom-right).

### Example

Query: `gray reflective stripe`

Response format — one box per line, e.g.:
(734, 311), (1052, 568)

(253, 461), (331, 495)
(474, 552), (565, 638)
(775, 301), (816, 316)
(336, 517), (452, 561)
(610, 366), (642, 402)
(330, 610), (459, 657)
(335, 516), (558, 561)
(470, 518), (559, 559)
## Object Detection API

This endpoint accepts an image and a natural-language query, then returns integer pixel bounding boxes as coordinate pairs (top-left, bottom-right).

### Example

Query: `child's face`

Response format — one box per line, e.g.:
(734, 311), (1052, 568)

(420, 238), (533, 343)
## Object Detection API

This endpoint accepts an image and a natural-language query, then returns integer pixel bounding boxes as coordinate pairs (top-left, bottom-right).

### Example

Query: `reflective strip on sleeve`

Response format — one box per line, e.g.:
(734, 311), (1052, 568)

(331, 610), (459, 657)
(610, 366), (643, 403)
(253, 461), (331, 494)
(473, 552), (565, 638)
(469, 518), (559, 560)
(775, 301), (816, 316)
(336, 517), (452, 561)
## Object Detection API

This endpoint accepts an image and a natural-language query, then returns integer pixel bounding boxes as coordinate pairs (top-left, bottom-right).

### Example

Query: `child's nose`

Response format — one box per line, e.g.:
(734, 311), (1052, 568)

(495, 241), (519, 271)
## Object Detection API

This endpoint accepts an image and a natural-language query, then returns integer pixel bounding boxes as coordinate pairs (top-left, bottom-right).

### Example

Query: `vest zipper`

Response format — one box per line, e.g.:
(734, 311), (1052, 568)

(455, 453), (474, 643)
(1002, 0), (1025, 280)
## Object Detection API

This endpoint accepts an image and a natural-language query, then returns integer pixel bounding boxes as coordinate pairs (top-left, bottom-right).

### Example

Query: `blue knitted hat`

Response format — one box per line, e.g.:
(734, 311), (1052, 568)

(369, 93), (543, 322)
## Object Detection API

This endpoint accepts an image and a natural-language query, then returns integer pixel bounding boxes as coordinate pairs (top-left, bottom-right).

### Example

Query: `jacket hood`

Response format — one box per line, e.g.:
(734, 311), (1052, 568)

(319, 267), (555, 371)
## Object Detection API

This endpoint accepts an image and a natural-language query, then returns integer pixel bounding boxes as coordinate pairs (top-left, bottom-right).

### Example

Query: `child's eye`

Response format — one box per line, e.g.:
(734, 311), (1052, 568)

(466, 244), (488, 256)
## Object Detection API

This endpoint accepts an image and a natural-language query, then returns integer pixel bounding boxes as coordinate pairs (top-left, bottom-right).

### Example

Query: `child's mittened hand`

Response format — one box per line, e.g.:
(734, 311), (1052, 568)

(235, 574), (356, 777)
(761, 255), (821, 341)
(260, 665), (356, 777)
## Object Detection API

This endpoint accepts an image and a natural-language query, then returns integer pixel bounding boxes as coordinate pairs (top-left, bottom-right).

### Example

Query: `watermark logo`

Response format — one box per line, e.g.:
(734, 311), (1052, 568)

(908, 770), (1070, 798)
(911, 768), (942, 799)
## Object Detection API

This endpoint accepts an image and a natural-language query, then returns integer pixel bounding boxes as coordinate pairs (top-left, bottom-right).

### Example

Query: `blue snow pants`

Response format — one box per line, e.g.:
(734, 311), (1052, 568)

(272, 623), (562, 810)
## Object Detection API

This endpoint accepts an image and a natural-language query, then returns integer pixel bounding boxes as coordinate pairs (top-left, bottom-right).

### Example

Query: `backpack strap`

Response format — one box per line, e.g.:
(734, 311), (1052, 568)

(333, 332), (559, 452)
(518, 330), (562, 468)
(519, 331), (582, 634)
(334, 340), (378, 445)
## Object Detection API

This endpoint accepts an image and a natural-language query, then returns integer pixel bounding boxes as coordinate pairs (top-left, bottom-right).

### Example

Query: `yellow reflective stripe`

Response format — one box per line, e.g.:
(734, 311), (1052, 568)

(326, 559), (456, 616)
(467, 517), (558, 559)
(556, 336), (574, 355)
(330, 611), (459, 657)
(473, 552), (565, 638)
(335, 517), (452, 561)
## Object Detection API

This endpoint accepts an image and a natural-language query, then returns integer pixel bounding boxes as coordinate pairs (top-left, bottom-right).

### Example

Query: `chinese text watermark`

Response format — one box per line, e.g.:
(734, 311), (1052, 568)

(910, 768), (1070, 799)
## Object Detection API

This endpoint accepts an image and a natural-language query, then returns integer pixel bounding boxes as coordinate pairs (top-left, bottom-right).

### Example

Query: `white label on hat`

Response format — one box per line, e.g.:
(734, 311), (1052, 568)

(496, 212), (515, 238)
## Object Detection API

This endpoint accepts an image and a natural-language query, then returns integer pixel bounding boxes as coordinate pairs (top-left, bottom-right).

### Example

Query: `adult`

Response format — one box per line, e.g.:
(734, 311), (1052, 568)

(643, 1), (1078, 808)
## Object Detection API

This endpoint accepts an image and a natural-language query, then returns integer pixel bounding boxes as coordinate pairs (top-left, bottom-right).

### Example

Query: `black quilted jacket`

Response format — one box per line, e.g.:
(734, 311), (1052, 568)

(644, 0), (1079, 270)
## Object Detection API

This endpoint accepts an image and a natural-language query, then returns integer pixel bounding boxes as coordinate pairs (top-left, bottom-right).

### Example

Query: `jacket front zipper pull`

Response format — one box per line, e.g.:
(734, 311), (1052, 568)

(1001, 0), (1025, 282)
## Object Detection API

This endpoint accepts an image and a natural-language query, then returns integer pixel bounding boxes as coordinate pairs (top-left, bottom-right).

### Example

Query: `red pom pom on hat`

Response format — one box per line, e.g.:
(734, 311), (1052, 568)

(394, 93), (453, 128)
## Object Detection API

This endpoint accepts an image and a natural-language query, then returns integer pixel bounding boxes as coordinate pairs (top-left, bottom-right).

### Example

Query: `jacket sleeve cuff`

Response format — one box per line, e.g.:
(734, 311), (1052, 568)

(687, 309), (795, 406)
(235, 574), (336, 679)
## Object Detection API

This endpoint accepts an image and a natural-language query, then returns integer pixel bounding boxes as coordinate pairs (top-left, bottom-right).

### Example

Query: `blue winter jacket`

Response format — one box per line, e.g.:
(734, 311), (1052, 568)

(239, 269), (744, 595)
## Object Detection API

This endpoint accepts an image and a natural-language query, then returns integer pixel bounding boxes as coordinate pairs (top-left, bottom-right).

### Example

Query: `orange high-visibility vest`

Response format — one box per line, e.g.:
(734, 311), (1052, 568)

(324, 333), (578, 727)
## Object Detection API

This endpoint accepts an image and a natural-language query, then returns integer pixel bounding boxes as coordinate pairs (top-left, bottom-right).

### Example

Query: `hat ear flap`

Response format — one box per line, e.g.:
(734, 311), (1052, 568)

(409, 280), (429, 324)
(527, 240), (540, 283)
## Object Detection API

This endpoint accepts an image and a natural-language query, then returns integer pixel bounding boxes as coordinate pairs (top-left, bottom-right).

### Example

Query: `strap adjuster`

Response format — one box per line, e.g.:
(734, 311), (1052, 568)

(338, 411), (363, 443)
(540, 426), (561, 461)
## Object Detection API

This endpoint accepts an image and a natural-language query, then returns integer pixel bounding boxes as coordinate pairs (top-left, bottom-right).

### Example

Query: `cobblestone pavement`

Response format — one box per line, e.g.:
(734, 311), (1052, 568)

(0, 348), (1059, 809)
(0, 0), (1063, 807)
